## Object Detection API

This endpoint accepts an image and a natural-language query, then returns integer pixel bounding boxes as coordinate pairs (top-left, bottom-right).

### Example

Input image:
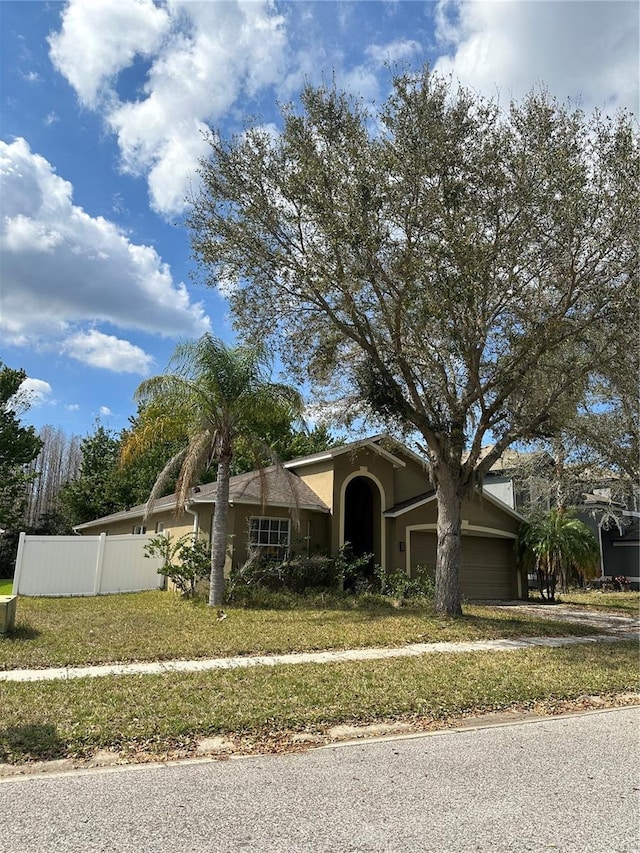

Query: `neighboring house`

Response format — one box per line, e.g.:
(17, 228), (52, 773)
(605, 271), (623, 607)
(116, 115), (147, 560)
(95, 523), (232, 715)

(483, 451), (640, 590)
(75, 435), (527, 601)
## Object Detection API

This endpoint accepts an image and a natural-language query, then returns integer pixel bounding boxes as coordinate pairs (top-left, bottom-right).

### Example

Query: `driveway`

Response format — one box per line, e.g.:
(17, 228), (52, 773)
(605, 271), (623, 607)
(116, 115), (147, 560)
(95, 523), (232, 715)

(488, 601), (640, 636)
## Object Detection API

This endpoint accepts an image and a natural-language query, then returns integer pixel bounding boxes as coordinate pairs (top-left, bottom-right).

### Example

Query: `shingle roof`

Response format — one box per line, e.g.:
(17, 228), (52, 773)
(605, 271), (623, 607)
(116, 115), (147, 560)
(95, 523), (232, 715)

(74, 466), (329, 530)
(191, 466), (329, 511)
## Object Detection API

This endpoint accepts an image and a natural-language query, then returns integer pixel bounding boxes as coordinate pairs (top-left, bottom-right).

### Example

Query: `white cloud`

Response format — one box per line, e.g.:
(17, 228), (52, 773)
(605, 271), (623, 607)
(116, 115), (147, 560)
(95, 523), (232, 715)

(66, 404), (80, 412)
(50, 0), (287, 215)
(48, 0), (170, 109)
(365, 38), (422, 67)
(62, 330), (155, 375)
(433, 0), (639, 113)
(0, 138), (210, 347)
(99, 406), (113, 416)
(17, 378), (54, 407)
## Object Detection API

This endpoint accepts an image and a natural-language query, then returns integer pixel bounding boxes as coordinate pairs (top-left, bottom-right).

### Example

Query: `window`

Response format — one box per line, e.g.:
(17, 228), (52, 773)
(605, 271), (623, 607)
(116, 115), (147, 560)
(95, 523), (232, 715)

(133, 525), (147, 535)
(249, 517), (290, 560)
(155, 521), (165, 534)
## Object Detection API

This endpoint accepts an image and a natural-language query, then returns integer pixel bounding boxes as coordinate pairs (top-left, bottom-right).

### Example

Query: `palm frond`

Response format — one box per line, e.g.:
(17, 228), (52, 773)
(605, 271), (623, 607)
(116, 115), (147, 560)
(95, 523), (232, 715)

(143, 448), (188, 521)
(175, 431), (214, 513)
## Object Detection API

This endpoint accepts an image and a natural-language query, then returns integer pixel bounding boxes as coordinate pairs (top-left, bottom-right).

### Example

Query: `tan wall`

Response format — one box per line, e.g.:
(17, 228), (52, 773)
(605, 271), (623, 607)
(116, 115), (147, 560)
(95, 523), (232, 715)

(226, 505), (331, 573)
(79, 509), (198, 539)
(392, 454), (432, 505)
(464, 493), (521, 536)
(294, 463), (334, 510)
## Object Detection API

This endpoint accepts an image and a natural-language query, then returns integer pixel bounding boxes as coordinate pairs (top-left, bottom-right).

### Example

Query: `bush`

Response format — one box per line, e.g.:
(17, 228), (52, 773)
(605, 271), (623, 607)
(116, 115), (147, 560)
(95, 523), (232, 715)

(226, 543), (375, 600)
(144, 532), (210, 598)
(375, 564), (436, 602)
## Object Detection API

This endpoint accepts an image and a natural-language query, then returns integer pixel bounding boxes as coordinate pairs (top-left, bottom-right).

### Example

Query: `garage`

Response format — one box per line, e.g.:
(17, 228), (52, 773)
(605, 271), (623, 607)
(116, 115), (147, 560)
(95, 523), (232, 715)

(409, 531), (517, 600)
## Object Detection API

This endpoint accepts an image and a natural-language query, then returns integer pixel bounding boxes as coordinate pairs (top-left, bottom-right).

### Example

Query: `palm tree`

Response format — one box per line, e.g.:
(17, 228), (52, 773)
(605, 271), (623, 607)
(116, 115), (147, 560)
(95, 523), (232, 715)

(518, 508), (600, 601)
(122, 334), (303, 606)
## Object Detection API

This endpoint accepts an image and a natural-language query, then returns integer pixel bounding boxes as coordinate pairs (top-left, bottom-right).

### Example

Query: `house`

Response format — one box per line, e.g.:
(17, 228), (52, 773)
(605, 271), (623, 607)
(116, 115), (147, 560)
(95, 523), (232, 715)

(75, 435), (527, 600)
(482, 450), (640, 590)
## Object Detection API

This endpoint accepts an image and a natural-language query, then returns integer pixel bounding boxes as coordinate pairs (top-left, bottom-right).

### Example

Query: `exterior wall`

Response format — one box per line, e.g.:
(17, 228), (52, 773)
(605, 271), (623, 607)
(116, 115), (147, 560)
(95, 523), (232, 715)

(78, 508), (197, 539)
(391, 492), (525, 600)
(392, 454), (432, 505)
(332, 448), (396, 568)
(601, 527), (640, 590)
(464, 492), (521, 537)
(482, 477), (515, 509)
(295, 463), (335, 510)
(226, 504), (331, 573)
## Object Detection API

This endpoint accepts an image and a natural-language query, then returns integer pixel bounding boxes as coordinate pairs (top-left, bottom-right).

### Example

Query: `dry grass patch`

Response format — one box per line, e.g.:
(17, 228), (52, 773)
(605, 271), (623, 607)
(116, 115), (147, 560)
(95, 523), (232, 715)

(0, 591), (599, 670)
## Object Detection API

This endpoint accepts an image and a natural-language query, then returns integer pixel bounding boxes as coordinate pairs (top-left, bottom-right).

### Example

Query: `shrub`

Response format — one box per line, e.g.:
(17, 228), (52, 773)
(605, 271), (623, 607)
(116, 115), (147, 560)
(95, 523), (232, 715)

(375, 564), (436, 602)
(226, 543), (375, 600)
(144, 532), (210, 598)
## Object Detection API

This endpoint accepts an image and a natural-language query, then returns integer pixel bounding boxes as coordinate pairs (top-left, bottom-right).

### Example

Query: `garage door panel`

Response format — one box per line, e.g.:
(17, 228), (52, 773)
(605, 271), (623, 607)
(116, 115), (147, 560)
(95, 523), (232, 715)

(410, 532), (516, 600)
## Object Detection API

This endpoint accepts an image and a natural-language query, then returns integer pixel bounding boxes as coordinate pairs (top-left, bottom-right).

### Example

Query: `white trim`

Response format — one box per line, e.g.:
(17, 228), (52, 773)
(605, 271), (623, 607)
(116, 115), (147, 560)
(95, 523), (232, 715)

(404, 523), (517, 575)
(284, 437), (407, 471)
(611, 541), (640, 547)
(339, 469), (387, 571)
(385, 493), (437, 518)
(249, 515), (292, 559)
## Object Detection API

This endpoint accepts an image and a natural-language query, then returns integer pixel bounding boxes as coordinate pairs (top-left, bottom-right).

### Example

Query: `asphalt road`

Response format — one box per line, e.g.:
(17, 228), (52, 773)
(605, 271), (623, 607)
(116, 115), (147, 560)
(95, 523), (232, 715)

(1, 708), (638, 853)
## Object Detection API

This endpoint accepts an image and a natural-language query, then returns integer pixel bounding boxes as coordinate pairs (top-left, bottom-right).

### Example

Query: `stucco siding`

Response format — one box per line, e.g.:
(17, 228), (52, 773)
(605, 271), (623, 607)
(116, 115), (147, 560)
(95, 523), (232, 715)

(294, 463), (335, 510)
(392, 455), (432, 505)
(464, 492), (520, 534)
(227, 505), (331, 572)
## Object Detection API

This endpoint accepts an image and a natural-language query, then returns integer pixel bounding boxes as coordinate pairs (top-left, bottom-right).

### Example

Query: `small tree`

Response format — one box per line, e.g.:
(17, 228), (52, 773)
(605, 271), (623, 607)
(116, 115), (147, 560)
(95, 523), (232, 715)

(122, 334), (303, 606)
(188, 68), (637, 615)
(518, 509), (600, 600)
(144, 532), (210, 598)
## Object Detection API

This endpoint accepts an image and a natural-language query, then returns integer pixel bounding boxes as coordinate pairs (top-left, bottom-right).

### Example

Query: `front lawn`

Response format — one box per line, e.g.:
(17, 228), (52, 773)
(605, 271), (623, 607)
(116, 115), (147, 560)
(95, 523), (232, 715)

(0, 579), (13, 596)
(555, 590), (640, 615)
(1, 641), (637, 763)
(0, 590), (600, 671)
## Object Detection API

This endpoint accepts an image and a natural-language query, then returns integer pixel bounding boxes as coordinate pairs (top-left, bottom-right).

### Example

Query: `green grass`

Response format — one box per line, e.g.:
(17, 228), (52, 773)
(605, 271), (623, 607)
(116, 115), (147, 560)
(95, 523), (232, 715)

(555, 590), (640, 615)
(1, 641), (637, 763)
(0, 579), (13, 596)
(0, 590), (599, 670)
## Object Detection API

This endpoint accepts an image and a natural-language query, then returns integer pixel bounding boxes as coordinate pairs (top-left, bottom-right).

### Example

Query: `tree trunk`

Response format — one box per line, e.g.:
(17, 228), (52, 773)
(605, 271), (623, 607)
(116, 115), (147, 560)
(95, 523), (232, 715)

(209, 454), (231, 607)
(434, 471), (464, 616)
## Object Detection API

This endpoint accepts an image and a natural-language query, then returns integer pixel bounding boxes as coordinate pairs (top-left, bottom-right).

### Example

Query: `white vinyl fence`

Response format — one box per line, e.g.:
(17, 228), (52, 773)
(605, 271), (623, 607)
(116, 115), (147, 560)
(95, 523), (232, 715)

(13, 533), (165, 596)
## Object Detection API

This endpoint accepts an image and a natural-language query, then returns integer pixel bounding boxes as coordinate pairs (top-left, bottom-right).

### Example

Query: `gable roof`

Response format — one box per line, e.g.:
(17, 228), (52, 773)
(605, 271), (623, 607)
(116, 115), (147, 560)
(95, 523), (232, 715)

(284, 433), (430, 472)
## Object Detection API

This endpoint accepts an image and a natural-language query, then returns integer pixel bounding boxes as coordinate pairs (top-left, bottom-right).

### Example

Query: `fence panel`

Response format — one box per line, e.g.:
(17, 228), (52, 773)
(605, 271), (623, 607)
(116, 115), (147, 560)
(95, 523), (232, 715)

(100, 535), (164, 593)
(13, 534), (164, 597)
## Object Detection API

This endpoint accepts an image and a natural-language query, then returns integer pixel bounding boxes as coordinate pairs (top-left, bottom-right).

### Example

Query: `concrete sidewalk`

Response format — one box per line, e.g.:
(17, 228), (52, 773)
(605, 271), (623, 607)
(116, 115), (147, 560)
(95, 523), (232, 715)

(1, 630), (637, 683)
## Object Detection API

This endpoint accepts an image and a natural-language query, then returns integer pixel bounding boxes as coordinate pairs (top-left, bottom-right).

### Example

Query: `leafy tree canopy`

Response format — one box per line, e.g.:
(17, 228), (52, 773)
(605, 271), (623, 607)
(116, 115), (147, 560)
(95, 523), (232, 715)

(0, 362), (43, 533)
(189, 68), (638, 614)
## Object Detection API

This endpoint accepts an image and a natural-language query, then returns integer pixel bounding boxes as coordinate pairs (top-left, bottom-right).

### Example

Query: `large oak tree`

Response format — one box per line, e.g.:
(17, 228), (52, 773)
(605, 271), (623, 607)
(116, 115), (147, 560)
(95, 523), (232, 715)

(188, 69), (638, 615)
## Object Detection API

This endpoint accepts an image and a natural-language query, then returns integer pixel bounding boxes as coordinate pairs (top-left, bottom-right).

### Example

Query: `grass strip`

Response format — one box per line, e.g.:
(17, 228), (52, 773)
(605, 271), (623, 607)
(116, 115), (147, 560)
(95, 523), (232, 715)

(1, 641), (637, 763)
(552, 591), (640, 615)
(0, 591), (599, 670)
(0, 580), (13, 596)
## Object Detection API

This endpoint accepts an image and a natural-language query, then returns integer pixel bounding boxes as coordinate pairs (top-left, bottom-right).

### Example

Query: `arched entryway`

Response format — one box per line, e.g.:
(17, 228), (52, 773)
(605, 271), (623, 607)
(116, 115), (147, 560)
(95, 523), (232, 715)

(342, 474), (383, 580)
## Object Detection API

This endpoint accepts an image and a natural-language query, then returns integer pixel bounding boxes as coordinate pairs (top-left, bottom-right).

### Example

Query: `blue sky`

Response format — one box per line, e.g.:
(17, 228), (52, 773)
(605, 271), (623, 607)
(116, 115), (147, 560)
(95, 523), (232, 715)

(1, 0), (638, 440)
